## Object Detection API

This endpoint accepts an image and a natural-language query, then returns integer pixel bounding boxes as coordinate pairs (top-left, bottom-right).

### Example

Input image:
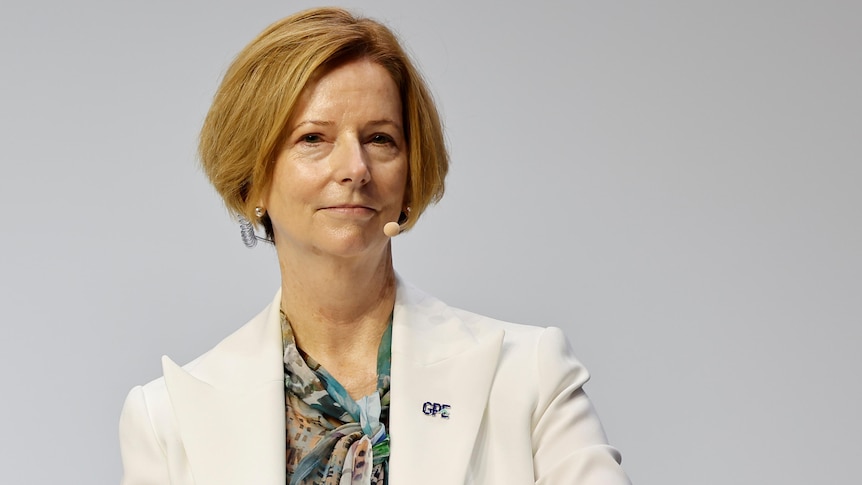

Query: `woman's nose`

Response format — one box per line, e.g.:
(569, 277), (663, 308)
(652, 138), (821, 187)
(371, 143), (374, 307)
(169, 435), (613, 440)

(331, 138), (371, 185)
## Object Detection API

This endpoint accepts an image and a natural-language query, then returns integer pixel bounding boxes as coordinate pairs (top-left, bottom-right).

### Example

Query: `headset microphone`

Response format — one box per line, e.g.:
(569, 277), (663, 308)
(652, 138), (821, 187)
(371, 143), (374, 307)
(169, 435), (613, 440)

(383, 221), (401, 237)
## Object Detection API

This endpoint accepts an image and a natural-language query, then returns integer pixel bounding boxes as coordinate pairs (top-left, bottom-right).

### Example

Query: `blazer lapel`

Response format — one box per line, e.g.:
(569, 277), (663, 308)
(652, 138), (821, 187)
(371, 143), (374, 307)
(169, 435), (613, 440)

(389, 281), (504, 484)
(159, 282), (503, 485)
(162, 293), (286, 485)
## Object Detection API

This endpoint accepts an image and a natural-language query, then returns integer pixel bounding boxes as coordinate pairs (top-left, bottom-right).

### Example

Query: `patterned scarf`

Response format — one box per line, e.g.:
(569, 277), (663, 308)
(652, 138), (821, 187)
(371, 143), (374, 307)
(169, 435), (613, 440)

(281, 312), (391, 485)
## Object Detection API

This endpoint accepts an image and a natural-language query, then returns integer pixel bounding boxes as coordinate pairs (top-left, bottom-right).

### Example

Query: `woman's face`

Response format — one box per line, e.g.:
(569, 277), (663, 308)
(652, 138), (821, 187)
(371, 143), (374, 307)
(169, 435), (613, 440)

(262, 59), (408, 261)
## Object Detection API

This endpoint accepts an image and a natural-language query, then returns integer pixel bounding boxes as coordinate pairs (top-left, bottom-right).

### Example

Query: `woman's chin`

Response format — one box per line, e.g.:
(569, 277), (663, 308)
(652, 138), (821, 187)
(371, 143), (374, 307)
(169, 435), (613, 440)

(309, 228), (389, 259)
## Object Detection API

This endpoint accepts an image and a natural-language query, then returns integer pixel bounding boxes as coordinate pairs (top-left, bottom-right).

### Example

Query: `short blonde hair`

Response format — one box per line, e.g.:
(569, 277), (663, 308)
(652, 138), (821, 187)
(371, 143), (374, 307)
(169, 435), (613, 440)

(199, 7), (448, 238)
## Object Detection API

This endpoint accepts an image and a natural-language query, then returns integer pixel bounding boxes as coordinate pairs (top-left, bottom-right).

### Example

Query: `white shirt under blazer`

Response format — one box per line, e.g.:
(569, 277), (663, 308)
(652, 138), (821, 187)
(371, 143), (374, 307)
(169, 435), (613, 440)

(119, 279), (632, 484)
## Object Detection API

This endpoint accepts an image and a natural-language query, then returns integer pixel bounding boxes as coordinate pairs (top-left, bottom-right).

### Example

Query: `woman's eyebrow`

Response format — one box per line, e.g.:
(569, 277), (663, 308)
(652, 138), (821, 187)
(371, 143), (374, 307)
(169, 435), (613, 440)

(292, 120), (335, 130)
(367, 119), (403, 130)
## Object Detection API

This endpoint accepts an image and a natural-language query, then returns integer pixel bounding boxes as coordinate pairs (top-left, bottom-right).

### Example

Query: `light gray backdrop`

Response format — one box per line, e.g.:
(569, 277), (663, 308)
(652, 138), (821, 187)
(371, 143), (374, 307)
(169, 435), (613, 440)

(1, 1), (859, 483)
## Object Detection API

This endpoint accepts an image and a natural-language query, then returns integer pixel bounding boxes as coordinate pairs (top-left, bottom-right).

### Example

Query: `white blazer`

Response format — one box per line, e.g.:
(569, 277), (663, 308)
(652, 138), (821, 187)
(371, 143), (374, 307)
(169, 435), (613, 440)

(119, 280), (631, 484)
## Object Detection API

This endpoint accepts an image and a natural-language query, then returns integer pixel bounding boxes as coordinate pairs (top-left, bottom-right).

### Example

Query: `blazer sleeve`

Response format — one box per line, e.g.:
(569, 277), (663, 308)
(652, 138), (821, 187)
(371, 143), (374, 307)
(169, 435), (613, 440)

(531, 327), (632, 485)
(119, 385), (171, 485)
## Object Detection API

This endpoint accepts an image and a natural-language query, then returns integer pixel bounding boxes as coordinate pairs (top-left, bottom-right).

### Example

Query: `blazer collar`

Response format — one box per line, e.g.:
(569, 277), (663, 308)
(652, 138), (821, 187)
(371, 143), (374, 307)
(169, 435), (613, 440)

(389, 279), (505, 484)
(162, 279), (504, 485)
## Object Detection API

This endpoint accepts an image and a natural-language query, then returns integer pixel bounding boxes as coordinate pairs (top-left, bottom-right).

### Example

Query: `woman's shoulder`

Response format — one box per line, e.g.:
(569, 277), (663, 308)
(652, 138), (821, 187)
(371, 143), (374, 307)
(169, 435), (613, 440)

(450, 304), (590, 380)
(447, 303), (561, 349)
(398, 280), (588, 381)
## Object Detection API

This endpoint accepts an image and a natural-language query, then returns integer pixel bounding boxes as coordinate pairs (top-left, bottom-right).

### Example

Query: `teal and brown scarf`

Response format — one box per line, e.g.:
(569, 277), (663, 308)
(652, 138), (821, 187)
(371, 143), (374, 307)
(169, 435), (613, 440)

(281, 311), (392, 485)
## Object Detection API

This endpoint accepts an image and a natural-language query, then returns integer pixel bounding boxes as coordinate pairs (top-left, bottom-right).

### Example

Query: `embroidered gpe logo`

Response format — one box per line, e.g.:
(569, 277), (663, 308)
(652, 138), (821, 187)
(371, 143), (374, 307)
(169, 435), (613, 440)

(422, 402), (451, 418)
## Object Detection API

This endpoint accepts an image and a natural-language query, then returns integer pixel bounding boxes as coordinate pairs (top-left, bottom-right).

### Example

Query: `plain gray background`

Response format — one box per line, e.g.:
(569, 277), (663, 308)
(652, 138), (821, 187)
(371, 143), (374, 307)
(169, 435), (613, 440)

(1, 0), (860, 483)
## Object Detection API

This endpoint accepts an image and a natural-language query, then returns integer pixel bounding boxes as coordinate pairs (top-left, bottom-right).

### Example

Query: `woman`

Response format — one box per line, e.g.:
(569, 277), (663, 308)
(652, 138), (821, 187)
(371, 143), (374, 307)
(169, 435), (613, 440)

(119, 7), (631, 485)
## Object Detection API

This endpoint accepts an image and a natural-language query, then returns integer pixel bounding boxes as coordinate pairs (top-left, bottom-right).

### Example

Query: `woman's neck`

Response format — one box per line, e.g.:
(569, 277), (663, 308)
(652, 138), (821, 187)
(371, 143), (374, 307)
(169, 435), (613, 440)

(275, 244), (396, 395)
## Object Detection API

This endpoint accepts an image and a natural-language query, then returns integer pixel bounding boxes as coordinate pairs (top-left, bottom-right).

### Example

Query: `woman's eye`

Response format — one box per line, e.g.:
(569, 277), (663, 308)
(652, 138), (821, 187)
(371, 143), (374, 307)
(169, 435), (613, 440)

(301, 134), (322, 143)
(370, 134), (394, 145)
